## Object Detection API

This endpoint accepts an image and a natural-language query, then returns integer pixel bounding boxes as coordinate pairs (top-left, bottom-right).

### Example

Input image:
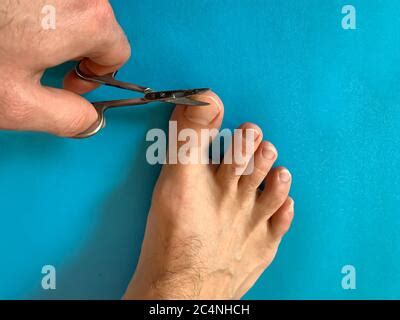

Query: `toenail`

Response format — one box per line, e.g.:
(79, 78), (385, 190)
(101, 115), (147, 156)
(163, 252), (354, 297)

(184, 96), (221, 125)
(279, 169), (291, 183)
(262, 146), (276, 160)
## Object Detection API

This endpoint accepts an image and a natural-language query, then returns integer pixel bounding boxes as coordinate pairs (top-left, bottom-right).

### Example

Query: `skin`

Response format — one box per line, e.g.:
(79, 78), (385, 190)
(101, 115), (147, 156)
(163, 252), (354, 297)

(0, 0), (131, 136)
(124, 92), (294, 299)
(0, 1), (294, 299)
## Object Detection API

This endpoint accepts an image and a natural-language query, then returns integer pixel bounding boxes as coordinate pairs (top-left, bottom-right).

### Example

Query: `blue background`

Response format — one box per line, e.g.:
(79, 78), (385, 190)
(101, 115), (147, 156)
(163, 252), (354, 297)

(1, 0), (399, 299)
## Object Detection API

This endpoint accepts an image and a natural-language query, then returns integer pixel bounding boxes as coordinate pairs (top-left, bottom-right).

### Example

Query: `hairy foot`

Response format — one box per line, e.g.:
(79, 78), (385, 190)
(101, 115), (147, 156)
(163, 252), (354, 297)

(124, 92), (294, 299)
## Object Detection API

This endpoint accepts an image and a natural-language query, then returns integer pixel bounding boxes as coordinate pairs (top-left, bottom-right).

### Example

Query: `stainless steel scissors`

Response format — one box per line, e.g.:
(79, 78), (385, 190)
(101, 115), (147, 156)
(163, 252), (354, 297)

(74, 62), (210, 138)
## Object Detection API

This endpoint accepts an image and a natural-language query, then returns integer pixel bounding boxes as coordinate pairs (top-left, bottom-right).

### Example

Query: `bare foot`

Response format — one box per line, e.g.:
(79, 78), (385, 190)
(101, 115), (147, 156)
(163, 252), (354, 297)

(124, 92), (294, 300)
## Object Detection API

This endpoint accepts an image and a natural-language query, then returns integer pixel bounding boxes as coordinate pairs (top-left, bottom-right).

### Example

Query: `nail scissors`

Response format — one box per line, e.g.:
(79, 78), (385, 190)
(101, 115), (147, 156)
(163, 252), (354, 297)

(74, 62), (210, 138)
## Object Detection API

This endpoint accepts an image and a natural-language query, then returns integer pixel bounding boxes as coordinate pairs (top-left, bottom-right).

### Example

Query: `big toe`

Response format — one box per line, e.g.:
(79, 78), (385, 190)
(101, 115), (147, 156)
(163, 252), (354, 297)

(167, 91), (224, 164)
(171, 91), (224, 130)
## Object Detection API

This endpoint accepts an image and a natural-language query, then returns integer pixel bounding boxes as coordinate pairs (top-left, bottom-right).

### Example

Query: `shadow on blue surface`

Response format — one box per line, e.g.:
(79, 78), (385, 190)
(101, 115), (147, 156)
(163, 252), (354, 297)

(30, 143), (156, 299)
(22, 64), (165, 299)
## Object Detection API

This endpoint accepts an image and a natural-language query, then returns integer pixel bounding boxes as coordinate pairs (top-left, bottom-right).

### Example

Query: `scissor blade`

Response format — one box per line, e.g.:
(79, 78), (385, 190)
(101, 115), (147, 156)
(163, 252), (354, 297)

(145, 88), (210, 104)
(169, 97), (210, 106)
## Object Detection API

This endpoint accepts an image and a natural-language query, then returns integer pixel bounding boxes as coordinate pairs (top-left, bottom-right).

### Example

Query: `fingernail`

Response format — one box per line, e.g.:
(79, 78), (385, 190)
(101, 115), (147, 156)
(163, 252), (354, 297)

(184, 95), (221, 125)
(262, 145), (277, 160)
(279, 169), (291, 183)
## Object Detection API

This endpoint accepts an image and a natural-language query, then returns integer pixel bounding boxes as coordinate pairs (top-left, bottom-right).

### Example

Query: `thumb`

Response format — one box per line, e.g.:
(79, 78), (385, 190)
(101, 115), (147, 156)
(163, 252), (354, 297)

(7, 83), (98, 137)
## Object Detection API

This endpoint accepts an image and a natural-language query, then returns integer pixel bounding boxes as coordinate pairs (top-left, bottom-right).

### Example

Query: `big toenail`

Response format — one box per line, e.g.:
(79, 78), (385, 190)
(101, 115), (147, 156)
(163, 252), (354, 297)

(262, 146), (276, 160)
(279, 169), (291, 183)
(184, 96), (221, 125)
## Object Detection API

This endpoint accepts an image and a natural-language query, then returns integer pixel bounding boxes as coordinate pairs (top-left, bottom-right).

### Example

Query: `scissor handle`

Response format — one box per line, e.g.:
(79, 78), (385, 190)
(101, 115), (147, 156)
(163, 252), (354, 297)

(73, 103), (107, 139)
(73, 98), (152, 139)
(75, 62), (151, 93)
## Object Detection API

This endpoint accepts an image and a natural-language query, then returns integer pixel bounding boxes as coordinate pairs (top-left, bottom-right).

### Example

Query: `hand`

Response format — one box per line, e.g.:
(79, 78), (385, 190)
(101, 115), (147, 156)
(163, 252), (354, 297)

(0, 0), (131, 136)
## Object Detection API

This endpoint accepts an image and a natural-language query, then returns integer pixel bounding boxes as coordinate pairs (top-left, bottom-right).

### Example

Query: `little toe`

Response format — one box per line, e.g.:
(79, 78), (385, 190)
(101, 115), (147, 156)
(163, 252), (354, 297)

(239, 141), (277, 192)
(268, 197), (294, 241)
(216, 123), (263, 187)
(256, 167), (292, 219)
